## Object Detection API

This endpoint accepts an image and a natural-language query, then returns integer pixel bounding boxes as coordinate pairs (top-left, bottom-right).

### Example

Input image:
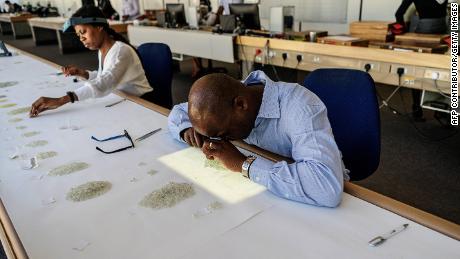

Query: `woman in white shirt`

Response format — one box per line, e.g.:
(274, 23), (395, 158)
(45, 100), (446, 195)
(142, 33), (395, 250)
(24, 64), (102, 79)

(29, 6), (152, 117)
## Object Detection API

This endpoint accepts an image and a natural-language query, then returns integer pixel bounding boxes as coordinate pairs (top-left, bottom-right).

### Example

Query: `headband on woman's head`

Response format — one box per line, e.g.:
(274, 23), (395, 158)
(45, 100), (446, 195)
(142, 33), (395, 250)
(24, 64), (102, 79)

(63, 17), (108, 33)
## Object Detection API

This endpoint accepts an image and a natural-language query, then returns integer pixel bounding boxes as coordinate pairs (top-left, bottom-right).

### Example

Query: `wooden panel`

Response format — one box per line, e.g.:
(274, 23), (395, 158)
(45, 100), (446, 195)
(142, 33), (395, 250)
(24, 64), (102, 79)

(0, 14), (35, 23)
(350, 33), (392, 42)
(317, 36), (369, 47)
(108, 23), (128, 33)
(236, 36), (450, 69)
(284, 30), (328, 42)
(369, 41), (449, 54)
(349, 20), (393, 30)
(349, 20), (394, 42)
(396, 33), (449, 43)
(237, 43), (450, 93)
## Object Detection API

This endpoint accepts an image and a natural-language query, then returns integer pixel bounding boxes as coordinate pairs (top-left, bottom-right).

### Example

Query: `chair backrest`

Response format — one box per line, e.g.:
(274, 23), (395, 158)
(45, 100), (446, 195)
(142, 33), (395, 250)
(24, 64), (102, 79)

(303, 68), (381, 181)
(137, 43), (173, 109)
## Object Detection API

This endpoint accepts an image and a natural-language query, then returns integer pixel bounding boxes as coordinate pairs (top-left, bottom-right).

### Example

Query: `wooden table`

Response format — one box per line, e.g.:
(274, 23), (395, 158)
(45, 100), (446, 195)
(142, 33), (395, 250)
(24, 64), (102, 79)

(236, 36), (451, 94)
(369, 41), (449, 54)
(0, 45), (459, 259)
(28, 17), (129, 54)
(0, 14), (35, 39)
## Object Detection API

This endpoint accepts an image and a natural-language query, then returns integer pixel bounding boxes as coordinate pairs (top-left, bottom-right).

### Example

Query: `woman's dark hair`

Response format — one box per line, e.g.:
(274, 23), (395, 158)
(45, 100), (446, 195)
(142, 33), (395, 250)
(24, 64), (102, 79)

(71, 5), (131, 47)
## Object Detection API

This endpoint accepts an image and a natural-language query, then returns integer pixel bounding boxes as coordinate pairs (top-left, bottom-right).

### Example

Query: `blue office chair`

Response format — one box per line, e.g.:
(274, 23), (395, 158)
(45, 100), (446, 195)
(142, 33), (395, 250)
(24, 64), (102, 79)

(137, 43), (173, 109)
(303, 68), (381, 181)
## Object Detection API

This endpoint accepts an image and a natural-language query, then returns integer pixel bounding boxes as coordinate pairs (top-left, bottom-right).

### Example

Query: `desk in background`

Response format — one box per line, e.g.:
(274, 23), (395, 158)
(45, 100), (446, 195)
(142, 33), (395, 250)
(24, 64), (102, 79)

(27, 17), (129, 54)
(236, 36), (450, 94)
(0, 46), (459, 259)
(128, 25), (236, 63)
(0, 14), (35, 39)
(127, 25), (449, 95)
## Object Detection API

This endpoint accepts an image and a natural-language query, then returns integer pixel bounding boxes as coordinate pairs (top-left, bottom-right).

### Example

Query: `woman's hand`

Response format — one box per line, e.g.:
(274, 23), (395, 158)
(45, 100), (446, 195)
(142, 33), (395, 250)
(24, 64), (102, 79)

(61, 65), (89, 79)
(29, 96), (70, 117)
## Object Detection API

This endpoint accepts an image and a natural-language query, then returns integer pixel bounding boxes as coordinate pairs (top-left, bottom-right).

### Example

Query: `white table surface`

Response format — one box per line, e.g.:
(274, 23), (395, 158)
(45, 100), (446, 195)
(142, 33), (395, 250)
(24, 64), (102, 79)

(128, 25), (236, 63)
(0, 51), (459, 259)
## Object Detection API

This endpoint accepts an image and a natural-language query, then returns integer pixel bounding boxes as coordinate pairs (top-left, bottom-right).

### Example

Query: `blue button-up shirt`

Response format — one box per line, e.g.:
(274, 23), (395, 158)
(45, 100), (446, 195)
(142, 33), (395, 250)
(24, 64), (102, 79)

(168, 71), (347, 207)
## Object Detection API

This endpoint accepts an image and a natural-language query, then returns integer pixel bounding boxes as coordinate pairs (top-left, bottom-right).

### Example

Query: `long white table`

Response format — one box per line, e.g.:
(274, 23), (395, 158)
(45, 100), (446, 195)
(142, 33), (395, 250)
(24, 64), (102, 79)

(128, 25), (236, 63)
(0, 48), (459, 259)
(0, 14), (34, 39)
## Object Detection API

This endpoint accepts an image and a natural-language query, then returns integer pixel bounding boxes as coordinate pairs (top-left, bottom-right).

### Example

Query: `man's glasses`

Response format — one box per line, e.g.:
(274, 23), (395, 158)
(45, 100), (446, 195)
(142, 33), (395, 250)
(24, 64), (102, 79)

(208, 137), (223, 141)
(91, 130), (135, 154)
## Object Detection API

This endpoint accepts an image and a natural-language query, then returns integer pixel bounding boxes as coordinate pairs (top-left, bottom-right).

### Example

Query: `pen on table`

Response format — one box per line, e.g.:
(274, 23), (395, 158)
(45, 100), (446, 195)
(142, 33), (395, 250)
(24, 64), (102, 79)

(105, 99), (127, 107)
(135, 128), (162, 142)
(368, 223), (409, 247)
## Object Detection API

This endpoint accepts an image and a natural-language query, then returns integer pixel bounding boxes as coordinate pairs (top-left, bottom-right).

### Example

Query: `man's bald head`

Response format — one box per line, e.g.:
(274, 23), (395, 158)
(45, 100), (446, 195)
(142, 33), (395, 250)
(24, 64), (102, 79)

(188, 73), (242, 135)
(187, 73), (264, 140)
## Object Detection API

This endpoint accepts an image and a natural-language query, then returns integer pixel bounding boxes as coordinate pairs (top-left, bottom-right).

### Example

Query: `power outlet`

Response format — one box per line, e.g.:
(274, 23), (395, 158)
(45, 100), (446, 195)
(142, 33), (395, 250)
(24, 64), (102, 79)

(424, 70), (449, 81)
(312, 56), (320, 63)
(391, 65), (413, 76)
(403, 76), (416, 85)
(297, 54), (303, 62)
(362, 62), (380, 72)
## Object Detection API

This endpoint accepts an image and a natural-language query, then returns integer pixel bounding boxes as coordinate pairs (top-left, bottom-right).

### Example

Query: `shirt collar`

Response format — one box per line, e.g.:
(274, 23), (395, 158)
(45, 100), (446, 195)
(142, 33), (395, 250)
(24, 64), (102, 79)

(242, 70), (280, 119)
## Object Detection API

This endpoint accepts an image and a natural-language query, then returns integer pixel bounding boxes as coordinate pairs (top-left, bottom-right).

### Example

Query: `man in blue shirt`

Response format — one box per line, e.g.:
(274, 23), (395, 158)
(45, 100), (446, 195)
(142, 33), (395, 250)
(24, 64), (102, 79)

(168, 71), (347, 207)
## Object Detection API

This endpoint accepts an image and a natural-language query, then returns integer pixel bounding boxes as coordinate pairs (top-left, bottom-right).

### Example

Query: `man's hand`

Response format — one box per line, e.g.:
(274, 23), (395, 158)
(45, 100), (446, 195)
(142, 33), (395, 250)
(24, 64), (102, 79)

(61, 65), (89, 79)
(182, 127), (205, 148)
(202, 139), (246, 172)
(30, 96), (69, 117)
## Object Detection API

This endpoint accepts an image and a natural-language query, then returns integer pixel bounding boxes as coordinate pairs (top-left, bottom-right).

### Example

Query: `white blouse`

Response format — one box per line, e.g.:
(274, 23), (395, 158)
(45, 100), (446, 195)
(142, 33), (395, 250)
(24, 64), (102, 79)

(74, 41), (152, 101)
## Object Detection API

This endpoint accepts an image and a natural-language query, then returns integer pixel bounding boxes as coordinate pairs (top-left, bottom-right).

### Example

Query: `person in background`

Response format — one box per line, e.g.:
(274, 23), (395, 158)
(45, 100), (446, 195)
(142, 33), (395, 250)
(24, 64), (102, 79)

(12, 2), (22, 12)
(97, 0), (119, 20)
(121, 0), (139, 21)
(395, 0), (448, 121)
(396, 0), (448, 34)
(200, 0), (211, 12)
(29, 6), (152, 117)
(192, 0), (241, 78)
(3, 1), (14, 13)
(81, 0), (95, 7)
(217, 0), (243, 15)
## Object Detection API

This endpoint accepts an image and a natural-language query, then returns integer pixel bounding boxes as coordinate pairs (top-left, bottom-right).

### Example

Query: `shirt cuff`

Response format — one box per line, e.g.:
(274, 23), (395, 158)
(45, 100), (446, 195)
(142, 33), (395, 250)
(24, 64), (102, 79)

(172, 122), (192, 143)
(74, 84), (94, 101)
(83, 70), (97, 81)
(248, 157), (274, 187)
